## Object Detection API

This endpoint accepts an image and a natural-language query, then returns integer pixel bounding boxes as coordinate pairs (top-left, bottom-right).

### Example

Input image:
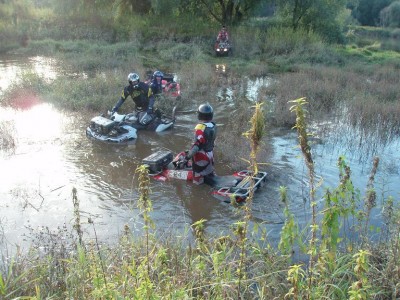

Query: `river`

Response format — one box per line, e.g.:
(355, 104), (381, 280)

(0, 55), (399, 254)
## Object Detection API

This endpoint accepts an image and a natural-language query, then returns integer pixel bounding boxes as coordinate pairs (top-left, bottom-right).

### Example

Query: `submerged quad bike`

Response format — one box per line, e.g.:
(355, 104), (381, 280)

(86, 108), (176, 143)
(142, 150), (267, 203)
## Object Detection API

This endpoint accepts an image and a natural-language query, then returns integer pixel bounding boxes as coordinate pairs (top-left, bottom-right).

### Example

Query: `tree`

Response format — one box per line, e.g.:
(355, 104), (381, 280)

(380, 0), (400, 27)
(276, 0), (347, 42)
(114, 0), (152, 15)
(195, 0), (264, 25)
(351, 0), (393, 26)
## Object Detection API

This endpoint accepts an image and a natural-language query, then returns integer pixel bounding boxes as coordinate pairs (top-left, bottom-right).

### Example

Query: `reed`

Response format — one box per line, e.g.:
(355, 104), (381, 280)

(135, 164), (154, 281)
(231, 102), (265, 297)
(278, 186), (301, 260)
(289, 97), (318, 297)
(72, 187), (83, 247)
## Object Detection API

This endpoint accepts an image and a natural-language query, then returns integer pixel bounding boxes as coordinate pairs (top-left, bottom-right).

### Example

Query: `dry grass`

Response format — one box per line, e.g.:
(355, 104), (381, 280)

(270, 64), (400, 131)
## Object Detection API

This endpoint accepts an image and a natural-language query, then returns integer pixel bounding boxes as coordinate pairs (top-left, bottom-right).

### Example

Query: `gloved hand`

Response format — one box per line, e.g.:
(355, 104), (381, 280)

(186, 149), (196, 161)
(184, 150), (190, 162)
(108, 109), (115, 117)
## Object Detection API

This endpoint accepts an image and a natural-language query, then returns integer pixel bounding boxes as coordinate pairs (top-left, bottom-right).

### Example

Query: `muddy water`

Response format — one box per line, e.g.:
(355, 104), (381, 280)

(1, 56), (399, 252)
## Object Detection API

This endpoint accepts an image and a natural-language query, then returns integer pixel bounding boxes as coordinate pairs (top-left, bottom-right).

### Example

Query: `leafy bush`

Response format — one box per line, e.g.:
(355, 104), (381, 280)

(264, 27), (322, 56)
(380, 1), (400, 28)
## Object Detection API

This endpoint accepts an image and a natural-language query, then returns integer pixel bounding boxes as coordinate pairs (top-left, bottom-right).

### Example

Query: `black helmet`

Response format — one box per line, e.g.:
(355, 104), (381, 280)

(152, 70), (164, 79)
(197, 103), (213, 121)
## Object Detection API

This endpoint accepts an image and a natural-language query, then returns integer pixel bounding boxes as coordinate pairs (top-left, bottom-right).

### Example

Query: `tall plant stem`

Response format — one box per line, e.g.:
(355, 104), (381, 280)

(236, 102), (265, 298)
(289, 97), (316, 297)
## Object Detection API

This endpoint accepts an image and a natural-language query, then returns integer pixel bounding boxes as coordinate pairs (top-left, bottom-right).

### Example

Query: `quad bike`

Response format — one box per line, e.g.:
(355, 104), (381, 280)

(142, 150), (267, 203)
(86, 107), (176, 143)
(214, 41), (232, 57)
(145, 72), (182, 100)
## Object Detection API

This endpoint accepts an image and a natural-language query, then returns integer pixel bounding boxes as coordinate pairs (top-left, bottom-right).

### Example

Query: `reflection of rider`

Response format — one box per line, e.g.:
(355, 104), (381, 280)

(150, 70), (164, 95)
(111, 72), (155, 115)
(185, 103), (217, 185)
(216, 25), (229, 43)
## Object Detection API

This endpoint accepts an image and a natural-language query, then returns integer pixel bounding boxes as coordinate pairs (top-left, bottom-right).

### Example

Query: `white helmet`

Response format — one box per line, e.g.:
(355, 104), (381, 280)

(127, 73), (140, 84)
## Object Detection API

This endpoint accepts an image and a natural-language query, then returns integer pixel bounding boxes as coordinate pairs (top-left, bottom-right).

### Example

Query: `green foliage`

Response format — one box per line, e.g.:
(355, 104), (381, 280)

(193, 0), (264, 25)
(191, 218), (208, 244)
(278, 186), (301, 257)
(348, 250), (372, 299)
(285, 264), (307, 299)
(352, 0), (393, 26)
(276, 0), (347, 43)
(158, 42), (204, 62)
(264, 26), (323, 56)
(151, 0), (181, 16)
(380, 1), (400, 27)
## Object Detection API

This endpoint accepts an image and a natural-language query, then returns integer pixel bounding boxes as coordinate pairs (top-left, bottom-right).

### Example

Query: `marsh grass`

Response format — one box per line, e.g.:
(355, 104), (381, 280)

(264, 27), (323, 57)
(270, 64), (400, 135)
(16, 39), (141, 71)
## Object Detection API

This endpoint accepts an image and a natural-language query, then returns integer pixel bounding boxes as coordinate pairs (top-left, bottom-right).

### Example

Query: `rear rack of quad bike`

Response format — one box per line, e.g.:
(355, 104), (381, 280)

(213, 170), (267, 201)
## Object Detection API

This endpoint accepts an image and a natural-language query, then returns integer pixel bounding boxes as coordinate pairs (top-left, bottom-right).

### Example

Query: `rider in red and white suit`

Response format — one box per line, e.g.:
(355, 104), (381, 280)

(217, 26), (229, 43)
(186, 103), (217, 185)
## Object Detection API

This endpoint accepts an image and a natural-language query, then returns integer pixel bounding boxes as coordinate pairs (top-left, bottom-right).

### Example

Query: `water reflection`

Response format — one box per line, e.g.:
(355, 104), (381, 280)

(215, 64), (227, 73)
(0, 55), (58, 93)
(246, 76), (272, 102)
(215, 72), (271, 104)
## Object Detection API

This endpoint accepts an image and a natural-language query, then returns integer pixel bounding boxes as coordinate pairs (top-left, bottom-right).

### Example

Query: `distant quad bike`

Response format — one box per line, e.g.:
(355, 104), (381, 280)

(214, 41), (232, 57)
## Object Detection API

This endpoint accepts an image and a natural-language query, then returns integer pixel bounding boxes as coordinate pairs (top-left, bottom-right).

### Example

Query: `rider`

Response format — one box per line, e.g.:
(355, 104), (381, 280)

(216, 25), (229, 44)
(111, 73), (155, 122)
(150, 70), (164, 95)
(184, 103), (217, 185)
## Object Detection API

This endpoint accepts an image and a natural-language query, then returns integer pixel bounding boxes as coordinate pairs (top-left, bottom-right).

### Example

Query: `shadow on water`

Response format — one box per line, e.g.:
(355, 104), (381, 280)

(1, 56), (399, 252)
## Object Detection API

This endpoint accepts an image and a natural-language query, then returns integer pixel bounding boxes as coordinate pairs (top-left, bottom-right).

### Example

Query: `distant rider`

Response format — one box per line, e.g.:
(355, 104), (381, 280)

(111, 72), (155, 117)
(184, 103), (217, 185)
(150, 70), (164, 95)
(216, 25), (229, 43)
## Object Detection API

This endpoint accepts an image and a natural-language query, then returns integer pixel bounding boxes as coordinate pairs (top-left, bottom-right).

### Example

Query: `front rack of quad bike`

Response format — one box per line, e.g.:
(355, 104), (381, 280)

(212, 170), (267, 202)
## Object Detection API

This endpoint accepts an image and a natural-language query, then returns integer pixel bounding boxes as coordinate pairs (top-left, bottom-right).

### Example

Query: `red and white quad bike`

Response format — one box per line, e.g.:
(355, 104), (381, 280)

(142, 150), (267, 203)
